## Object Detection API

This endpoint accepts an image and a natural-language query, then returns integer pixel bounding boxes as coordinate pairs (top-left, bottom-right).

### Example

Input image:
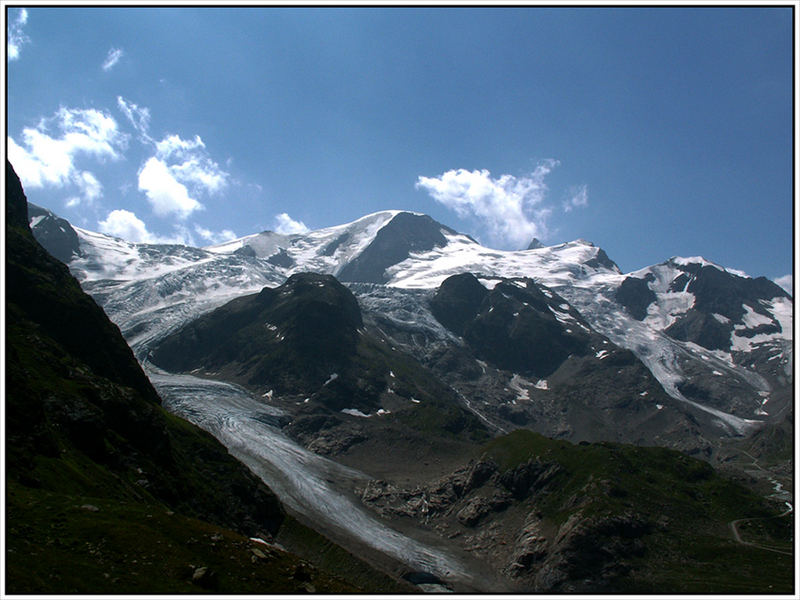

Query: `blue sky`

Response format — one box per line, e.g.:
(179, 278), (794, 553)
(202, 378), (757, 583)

(5, 5), (794, 286)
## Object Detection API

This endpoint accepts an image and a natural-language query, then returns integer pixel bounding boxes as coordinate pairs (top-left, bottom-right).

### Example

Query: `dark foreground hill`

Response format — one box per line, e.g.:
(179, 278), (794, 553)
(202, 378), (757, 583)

(4, 162), (408, 594)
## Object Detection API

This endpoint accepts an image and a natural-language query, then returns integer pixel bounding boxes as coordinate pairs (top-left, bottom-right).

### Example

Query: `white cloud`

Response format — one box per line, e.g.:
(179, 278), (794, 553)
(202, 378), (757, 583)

(170, 157), (227, 193)
(194, 224), (237, 245)
(135, 133), (229, 206)
(98, 209), (153, 243)
(7, 106), (125, 202)
(75, 171), (103, 204)
(8, 9), (29, 61)
(138, 157), (203, 219)
(774, 274), (792, 295)
(98, 209), (195, 245)
(156, 134), (205, 160)
(102, 47), (124, 71)
(273, 212), (310, 235)
(117, 96), (151, 137)
(563, 184), (588, 212)
(416, 161), (561, 249)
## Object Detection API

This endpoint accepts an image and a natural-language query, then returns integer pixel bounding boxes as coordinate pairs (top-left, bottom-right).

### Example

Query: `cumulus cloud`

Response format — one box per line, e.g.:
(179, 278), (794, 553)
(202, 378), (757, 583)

(774, 274), (792, 295)
(170, 157), (227, 193)
(194, 224), (237, 245)
(115, 98), (230, 218)
(98, 209), (153, 242)
(563, 184), (588, 212)
(98, 209), (195, 245)
(273, 213), (310, 235)
(138, 157), (203, 219)
(102, 47), (124, 71)
(7, 106), (126, 204)
(416, 161), (562, 249)
(8, 9), (29, 61)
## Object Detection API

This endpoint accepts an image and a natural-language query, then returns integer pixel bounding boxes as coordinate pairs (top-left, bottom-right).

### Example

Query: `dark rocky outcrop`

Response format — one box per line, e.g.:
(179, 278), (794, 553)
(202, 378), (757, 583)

(660, 263), (789, 351)
(338, 212), (455, 283)
(150, 272), (364, 396)
(615, 274), (656, 320)
(267, 247), (295, 268)
(431, 274), (592, 378)
(527, 238), (545, 250)
(583, 248), (619, 272)
(664, 310), (735, 351)
(27, 202), (83, 264)
(429, 272), (489, 336)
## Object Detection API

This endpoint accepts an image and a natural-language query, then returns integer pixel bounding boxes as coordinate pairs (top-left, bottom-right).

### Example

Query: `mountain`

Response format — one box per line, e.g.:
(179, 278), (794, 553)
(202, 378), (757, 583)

(29, 205), (792, 444)
(149, 271), (489, 463)
(6, 164), (408, 594)
(30, 203), (794, 434)
(24, 194), (793, 592)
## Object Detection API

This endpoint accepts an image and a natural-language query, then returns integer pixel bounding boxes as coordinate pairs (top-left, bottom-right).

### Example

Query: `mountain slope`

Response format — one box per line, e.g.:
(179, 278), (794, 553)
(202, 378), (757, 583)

(149, 271), (490, 450)
(359, 429), (793, 593)
(5, 162), (407, 594)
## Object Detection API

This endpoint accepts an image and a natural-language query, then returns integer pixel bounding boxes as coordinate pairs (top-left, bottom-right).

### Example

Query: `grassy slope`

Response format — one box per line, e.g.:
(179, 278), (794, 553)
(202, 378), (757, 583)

(481, 430), (794, 593)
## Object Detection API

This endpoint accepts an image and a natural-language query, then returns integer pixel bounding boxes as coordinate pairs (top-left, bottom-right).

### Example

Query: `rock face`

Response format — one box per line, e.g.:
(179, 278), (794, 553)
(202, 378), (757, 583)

(338, 212), (454, 283)
(431, 274), (593, 378)
(616, 274), (657, 320)
(151, 272), (363, 395)
(27, 202), (83, 264)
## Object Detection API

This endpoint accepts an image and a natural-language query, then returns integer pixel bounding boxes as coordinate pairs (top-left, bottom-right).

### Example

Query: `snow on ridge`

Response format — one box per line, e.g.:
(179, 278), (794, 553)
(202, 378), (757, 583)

(386, 232), (623, 290)
(72, 226), (219, 283)
(668, 256), (749, 278)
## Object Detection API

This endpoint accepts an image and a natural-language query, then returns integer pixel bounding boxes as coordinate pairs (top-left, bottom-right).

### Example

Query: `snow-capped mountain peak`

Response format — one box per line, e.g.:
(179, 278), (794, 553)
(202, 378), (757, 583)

(29, 204), (792, 440)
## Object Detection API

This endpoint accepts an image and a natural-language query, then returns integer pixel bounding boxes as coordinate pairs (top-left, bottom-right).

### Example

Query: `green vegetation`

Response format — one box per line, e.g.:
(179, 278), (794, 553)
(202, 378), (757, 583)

(480, 430), (794, 593)
(6, 482), (375, 594)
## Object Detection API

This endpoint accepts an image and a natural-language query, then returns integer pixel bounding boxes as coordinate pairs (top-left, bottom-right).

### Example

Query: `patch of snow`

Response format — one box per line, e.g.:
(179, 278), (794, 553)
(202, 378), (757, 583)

(534, 379), (548, 390)
(639, 390), (648, 397)
(477, 278), (501, 290)
(711, 313), (730, 324)
(656, 404), (664, 410)
(509, 374), (531, 401)
(595, 350), (609, 360)
(29, 215), (46, 228)
(262, 390), (273, 399)
(736, 304), (775, 330)
(324, 373), (339, 386)
(376, 408), (390, 416)
(341, 408), (370, 418)
(410, 397), (420, 404)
